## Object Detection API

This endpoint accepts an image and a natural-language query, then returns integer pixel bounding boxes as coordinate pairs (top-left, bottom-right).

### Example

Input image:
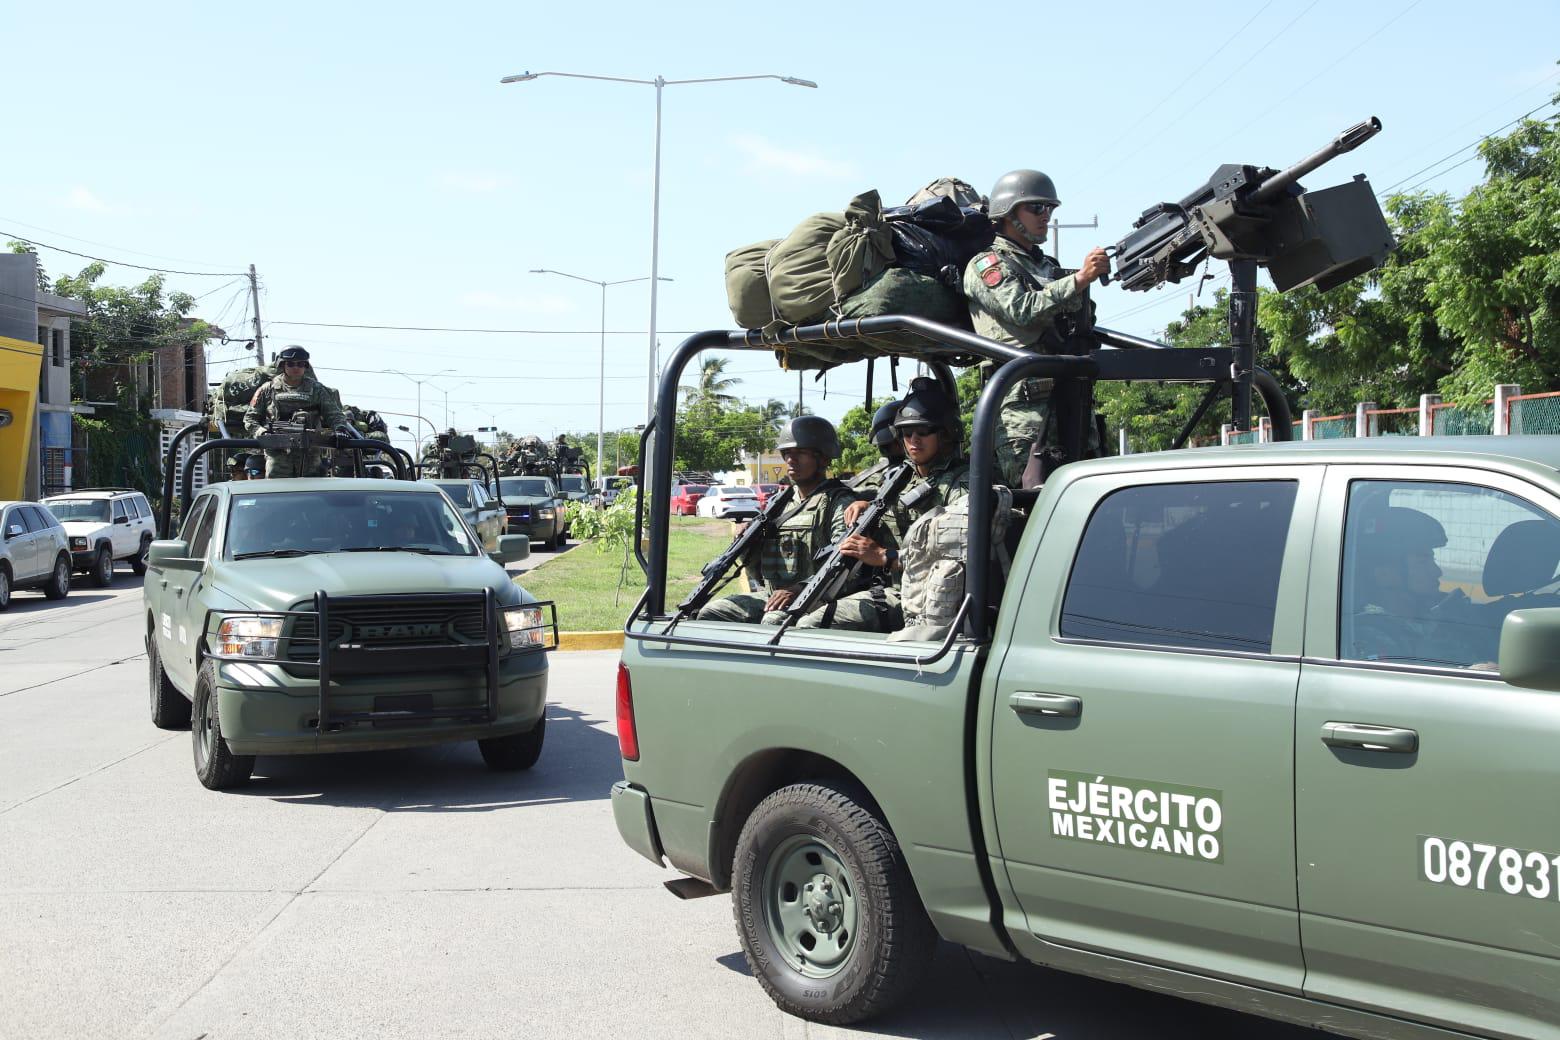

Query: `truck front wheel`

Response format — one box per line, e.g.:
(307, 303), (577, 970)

(732, 783), (935, 1024)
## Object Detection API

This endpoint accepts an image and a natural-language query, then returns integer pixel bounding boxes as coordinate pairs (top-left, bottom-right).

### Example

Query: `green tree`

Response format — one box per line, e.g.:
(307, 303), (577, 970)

(680, 356), (741, 408)
(673, 398), (779, 473)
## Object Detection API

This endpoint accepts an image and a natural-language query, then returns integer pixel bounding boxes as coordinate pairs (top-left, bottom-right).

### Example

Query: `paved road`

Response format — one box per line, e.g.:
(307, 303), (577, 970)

(0, 575), (1322, 1039)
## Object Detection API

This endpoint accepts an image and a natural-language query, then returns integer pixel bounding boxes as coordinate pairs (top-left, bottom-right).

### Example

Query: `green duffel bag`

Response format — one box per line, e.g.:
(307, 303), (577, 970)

(837, 266), (973, 356)
(767, 212), (845, 325)
(826, 190), (894, 303)
(725, 239), (778, 329)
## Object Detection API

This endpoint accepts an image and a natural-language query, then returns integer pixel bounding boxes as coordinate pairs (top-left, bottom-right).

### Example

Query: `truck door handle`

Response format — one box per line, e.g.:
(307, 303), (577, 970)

(159, 579), (168, 589)
(1009, 692), (1082, 718)
(1321, 722), (1418, 754)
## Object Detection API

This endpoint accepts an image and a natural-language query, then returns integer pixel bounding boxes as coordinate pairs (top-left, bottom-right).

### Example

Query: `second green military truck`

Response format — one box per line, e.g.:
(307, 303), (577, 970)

(612, 318), (1558, 1040)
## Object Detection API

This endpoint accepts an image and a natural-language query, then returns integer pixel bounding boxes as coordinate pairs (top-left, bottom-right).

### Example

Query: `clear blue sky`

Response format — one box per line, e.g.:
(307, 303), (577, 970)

(4, 0), (1557, 462)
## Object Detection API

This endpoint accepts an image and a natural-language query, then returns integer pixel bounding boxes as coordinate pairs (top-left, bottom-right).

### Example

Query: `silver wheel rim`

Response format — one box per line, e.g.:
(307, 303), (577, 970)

(98, 551), (112, 583)
(54, 560), (67, 593)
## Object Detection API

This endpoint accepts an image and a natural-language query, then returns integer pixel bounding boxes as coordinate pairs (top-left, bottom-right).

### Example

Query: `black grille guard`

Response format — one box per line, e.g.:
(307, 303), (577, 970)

(202, 591), (557, 731)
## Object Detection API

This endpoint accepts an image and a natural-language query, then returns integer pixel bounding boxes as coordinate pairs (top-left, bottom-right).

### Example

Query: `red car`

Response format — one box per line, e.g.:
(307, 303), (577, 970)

(669, 484), (708, 516)
(753, 483), (782, 507)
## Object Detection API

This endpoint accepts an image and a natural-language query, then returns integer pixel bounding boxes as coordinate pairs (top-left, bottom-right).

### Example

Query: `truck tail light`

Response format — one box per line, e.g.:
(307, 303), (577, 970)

(616, 662), (639, 761)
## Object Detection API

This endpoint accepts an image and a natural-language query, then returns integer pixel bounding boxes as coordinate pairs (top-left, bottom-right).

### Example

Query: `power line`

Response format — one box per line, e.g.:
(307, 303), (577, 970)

(0, 216), (244, 270)
(1091, 0), (1277, 162)
(1377, 98), (1557, 196)
(267, 318), (704, 335)
(1112, 0), (1325, 168)
(1, 231), (247, 277)
(1211, 0), (1424, 151)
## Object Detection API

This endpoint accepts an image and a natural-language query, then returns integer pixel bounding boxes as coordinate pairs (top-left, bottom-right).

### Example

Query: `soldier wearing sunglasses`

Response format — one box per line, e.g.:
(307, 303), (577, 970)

(963, 170), (1110, 487)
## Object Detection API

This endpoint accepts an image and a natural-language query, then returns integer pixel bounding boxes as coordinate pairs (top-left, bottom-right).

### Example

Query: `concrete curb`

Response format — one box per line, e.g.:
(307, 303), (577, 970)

(556, 630), (625, 652)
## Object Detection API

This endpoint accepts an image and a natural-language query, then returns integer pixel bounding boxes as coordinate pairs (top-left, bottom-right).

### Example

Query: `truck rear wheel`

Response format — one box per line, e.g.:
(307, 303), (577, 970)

(732, 783), (935, 1024)
(148, 637), (191, 730)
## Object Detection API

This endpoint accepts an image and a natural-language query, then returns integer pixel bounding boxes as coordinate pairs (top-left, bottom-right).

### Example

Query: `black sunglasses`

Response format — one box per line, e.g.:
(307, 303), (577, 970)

(282, 360), (307, 367)
(899, 424), (936, 438)
(1023, 202), (1055, 217)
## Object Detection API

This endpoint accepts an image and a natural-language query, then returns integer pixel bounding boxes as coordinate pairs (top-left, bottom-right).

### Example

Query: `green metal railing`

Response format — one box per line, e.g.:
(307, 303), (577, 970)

(1508, 393), (1560, 436)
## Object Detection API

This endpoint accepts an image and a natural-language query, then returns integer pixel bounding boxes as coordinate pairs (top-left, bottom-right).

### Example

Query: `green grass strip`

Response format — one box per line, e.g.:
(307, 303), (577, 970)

(514, 516), (739, 632)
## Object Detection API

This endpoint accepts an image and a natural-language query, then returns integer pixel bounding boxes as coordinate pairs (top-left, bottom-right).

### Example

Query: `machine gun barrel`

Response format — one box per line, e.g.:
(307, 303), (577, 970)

(1250, 117), (1381, 205)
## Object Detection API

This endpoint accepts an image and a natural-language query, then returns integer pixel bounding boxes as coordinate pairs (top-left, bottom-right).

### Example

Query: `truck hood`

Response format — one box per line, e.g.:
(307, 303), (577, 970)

(212, 553), (528, 613)
(504, 496), (557, 508)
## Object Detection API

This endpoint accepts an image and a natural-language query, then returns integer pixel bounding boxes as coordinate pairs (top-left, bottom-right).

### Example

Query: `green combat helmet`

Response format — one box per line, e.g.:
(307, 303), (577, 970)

(776, 415), (840, 463)
(988, 169), (1061, 220)
(893, 376), (963, 443)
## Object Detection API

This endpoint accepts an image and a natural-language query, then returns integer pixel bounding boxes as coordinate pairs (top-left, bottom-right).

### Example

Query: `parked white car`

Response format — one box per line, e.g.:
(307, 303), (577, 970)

(696, 485), (761, 520)
(0, 501), (71, 609)
(41, 488), (156, 587)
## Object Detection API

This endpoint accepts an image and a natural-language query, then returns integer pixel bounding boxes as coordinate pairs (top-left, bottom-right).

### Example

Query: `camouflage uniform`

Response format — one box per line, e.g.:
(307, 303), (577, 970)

(962, 234), (1090, 486)
(245, 374), (347, 478)
(699, 479), (860, 625)
(799, 454), (971, 632)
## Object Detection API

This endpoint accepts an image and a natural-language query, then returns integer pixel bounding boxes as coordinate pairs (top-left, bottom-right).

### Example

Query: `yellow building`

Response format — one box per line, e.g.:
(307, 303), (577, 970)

(0, 334), (43, 501)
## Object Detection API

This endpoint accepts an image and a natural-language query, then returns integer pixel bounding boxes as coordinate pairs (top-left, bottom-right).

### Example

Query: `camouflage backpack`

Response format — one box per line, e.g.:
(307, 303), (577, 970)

(212, 365), (273, 434)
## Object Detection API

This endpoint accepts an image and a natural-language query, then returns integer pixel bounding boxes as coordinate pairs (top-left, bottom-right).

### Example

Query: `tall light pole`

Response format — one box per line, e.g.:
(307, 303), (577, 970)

(531, 268), (671, 485)
(387, 368), (455, 452)
(379, 409), (438, 454)
(431, 379), (476, 430)
(500, 70), (817, 428)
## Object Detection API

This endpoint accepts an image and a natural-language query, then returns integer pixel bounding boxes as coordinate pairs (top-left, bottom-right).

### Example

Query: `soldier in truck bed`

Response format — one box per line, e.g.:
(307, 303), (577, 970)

(697, 416), (860, 626)
(963, 169), (1111, 487)
(244, 345), (347, 478)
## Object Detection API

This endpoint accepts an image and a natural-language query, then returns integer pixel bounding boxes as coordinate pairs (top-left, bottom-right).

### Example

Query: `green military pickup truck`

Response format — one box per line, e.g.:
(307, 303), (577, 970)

(612, 323), (1560, 1039)
(144, 475), (554, 790)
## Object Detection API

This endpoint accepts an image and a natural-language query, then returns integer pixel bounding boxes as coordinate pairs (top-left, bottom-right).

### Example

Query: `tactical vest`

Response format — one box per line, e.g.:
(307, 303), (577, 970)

(754, 480), (852, 592)
(272, 384), (321, 424)
(991, 240), (1093, 354)
(889, 485), (1011, 643)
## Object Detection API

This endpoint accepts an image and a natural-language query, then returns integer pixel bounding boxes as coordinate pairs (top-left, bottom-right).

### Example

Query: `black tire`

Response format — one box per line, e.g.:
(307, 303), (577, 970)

(732, 783), (936, 1025)
(148, 635), (191, 729)
(192, 660), (254, 790)
(129, 535), (151, 576)
(89, 546), (114, 588)
(477, 714), (546, 771)
(0, 564), (10, 611)
(42, 554), (70, 600)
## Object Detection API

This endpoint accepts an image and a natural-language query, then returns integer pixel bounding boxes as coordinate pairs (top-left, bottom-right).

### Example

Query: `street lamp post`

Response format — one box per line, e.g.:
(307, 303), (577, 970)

(531, 268), (671, 487)
(387, 369), (455, 453)
(432, 380), (477, 430)
(379, 409), (437, 460)
(500, 70), (817, 428)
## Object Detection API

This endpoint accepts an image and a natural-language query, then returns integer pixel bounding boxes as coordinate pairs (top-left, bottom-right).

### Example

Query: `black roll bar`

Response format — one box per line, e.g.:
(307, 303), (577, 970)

(177, 437), (408, 523)
(160, 421), (209, 539)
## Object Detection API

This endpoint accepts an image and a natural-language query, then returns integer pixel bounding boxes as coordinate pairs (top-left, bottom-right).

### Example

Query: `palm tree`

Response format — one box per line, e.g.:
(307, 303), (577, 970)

(681, 357), (741, 408)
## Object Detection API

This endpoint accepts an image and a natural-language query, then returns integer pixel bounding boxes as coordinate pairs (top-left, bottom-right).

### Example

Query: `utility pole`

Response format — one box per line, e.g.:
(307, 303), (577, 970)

(247, 264), (265, 366)
(1049, 215), (1100, 263)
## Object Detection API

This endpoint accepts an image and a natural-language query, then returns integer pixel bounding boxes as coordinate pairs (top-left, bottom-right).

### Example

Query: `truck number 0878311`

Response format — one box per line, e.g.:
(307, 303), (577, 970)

(1419, 835), (1560, 901)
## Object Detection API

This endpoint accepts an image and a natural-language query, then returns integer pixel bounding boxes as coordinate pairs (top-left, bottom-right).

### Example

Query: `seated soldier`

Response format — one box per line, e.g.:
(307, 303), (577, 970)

(800, 379), (970, 633)
(697, 416), (859, 625)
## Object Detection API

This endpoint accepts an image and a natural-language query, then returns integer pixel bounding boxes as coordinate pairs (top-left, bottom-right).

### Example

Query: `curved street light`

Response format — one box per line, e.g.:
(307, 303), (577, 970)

(499, 70), (817, 439)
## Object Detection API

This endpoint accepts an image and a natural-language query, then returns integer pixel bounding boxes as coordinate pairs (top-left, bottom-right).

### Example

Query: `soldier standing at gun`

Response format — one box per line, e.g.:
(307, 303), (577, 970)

(964, 170), (1111, 487)
(244, 345), (347, 478)
(697, 416), (859, 625)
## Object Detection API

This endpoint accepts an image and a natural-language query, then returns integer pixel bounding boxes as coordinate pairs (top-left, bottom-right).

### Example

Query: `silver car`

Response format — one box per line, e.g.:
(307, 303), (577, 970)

(0, 501), (72, 609)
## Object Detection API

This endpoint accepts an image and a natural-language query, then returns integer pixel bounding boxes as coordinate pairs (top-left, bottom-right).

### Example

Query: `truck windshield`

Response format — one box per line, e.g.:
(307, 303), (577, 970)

(560, 475), (587, 494)
(500, 478), (552, 497)
(431, 482), (471, 506)
(226, 490), (477, 558)
(43, 500), (111, 523)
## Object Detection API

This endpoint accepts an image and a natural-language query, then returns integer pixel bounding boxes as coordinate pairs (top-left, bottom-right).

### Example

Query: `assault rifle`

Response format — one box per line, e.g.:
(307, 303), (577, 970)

(846, 456), (895, 490)
(770, 462), (916, 641)
(671, 484), (796, 624)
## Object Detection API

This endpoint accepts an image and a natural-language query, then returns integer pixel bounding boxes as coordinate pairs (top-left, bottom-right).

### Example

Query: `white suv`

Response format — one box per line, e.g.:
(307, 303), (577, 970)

(41, 488), (156, 587)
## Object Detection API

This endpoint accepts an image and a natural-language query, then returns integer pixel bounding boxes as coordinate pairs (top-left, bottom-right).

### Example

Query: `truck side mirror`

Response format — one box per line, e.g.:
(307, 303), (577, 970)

(146, 539), (203, 572)
(490, 534), (529, 565)
(1498, 608), (1560, 691)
